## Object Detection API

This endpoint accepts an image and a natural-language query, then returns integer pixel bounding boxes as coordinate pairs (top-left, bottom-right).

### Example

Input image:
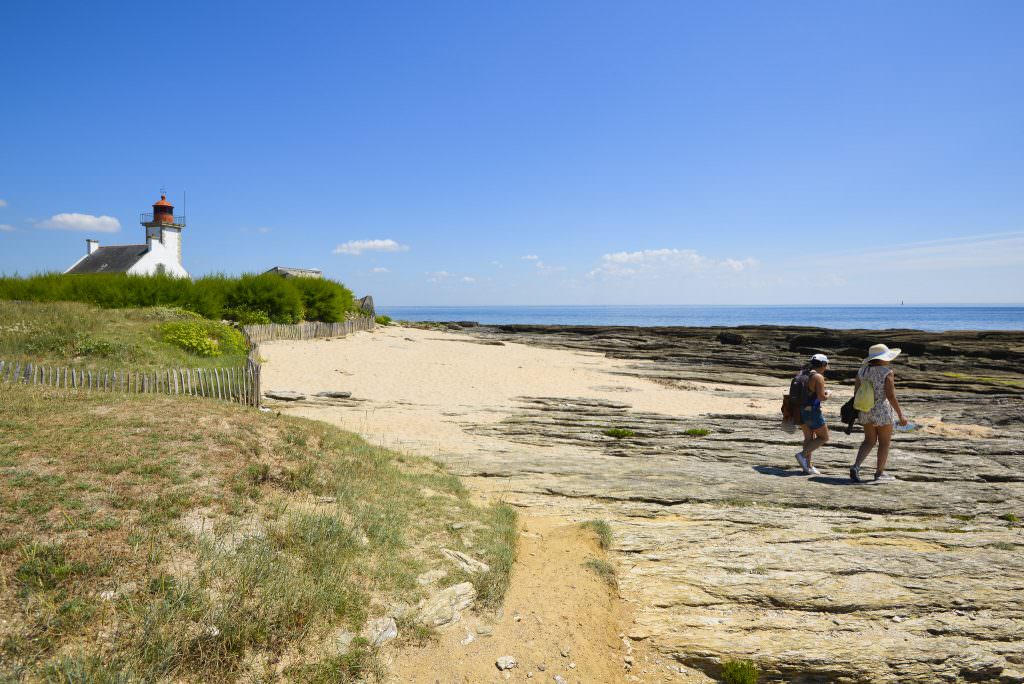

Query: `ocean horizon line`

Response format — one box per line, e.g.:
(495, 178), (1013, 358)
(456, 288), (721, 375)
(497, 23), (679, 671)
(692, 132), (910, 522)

(381, 303), (1024, 309)
(376, 304), (1024, 332)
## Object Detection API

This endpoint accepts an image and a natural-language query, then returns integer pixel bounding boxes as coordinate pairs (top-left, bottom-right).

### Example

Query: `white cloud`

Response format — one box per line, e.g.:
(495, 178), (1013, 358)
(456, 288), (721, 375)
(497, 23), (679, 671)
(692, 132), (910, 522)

(426, 270), (454, 283)
(239, 226), (272, 234)
(521, 254), (539, 260)
(370, 267), (390, 273)
(333, 238), (409, 255)
(588, 248), (757, 278)
(0, 199), (8, 208)
(461, 276), (476, 283)
(37, 213), (121, 233)
(0, 224), (14, 232)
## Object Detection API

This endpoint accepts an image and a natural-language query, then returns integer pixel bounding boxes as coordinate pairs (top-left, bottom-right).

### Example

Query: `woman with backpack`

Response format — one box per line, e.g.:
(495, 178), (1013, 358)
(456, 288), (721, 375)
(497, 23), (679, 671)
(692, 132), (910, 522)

(849, 344), (909, 483)
(794, 353), (831, 475)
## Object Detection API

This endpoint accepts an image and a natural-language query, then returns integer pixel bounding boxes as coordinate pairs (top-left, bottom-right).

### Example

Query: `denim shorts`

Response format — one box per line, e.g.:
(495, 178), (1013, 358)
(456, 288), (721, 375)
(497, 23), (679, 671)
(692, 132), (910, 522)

(800, 406), (826, 430)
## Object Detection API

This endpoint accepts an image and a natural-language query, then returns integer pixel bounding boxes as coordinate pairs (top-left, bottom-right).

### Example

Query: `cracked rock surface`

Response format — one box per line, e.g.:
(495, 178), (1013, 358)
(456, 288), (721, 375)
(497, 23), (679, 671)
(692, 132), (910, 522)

(265, 324), (1024, 683)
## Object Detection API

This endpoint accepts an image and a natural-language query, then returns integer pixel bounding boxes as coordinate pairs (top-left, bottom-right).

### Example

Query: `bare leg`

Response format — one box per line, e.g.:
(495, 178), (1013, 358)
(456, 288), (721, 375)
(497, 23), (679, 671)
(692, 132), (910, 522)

(854, 424), (878, 468)
(799, 424), (813, 456)
(875, 424), (894, 475)
(803, 424), (829, 466)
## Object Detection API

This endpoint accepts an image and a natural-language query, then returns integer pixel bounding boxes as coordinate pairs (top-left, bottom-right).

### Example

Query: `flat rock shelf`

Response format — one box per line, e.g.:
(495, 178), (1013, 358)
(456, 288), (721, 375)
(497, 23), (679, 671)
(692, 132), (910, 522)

(263, 323), (1024, 683)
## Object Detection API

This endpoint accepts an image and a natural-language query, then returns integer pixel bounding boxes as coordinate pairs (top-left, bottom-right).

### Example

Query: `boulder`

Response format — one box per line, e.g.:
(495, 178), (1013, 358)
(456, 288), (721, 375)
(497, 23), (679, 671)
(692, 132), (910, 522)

(496, 656), (518, 670)
(361, 616), (398, 647)
(263, 390), (305, 401)
(315, 390), (352, 399)
(418, 582), (476, 627)
(716, 331), (746, 345)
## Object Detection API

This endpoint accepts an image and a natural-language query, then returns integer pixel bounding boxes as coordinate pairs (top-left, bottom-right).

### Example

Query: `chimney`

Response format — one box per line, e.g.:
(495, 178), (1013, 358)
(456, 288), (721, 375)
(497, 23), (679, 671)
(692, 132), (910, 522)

(86, 239), (99, 255)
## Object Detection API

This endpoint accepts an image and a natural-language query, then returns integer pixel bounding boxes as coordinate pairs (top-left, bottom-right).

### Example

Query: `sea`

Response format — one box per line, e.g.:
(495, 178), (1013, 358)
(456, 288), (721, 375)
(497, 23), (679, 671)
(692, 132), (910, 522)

(377, 305), (1024, 332)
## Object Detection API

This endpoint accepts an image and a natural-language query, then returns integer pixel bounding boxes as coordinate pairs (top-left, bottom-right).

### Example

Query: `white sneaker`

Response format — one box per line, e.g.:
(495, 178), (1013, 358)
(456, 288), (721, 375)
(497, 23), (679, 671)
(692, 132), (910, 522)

(795, 452), (810, 474)
(808, 466), (821, 476)
(874, 472), (897, 483)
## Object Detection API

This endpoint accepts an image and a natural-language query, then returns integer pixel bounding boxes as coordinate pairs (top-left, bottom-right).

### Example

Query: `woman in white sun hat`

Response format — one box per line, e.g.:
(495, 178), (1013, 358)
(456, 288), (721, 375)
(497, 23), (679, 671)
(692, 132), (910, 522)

(849, 344), (908, 483)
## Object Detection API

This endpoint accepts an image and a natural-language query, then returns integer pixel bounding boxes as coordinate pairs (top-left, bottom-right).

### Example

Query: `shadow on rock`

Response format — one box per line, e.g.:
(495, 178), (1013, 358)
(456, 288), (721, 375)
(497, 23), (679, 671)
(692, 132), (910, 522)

(752, 465), (805, 478)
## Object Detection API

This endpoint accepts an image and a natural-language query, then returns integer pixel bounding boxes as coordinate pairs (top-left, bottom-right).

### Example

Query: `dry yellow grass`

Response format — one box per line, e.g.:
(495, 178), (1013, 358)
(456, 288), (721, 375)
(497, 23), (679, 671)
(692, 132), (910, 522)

(0, 384), (516, 682)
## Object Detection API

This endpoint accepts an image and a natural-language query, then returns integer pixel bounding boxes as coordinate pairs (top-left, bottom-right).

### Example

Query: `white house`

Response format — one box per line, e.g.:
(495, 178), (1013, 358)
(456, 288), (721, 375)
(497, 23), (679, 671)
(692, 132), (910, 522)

(65, 194), (189, 277)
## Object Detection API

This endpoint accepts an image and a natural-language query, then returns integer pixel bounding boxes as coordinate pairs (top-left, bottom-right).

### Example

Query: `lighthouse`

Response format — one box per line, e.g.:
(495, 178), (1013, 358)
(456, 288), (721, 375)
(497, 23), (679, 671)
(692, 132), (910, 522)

(141, 194), (185, 266)
(64, 192), (190, 277)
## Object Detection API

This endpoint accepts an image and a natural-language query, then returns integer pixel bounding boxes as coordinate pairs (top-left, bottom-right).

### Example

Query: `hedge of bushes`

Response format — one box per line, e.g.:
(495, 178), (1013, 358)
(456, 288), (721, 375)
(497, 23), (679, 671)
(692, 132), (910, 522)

(0, 273), (358, 324)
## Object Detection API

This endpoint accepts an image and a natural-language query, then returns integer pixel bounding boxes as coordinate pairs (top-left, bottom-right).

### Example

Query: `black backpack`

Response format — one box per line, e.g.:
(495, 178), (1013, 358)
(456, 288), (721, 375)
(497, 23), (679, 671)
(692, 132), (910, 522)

(788, 369), (815, 408)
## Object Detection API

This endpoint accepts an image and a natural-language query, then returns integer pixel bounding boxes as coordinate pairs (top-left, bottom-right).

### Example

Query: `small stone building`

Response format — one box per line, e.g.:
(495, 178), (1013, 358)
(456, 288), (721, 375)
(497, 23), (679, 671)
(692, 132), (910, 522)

(65, 194), (189, 277)
(263, 266), (323, 279)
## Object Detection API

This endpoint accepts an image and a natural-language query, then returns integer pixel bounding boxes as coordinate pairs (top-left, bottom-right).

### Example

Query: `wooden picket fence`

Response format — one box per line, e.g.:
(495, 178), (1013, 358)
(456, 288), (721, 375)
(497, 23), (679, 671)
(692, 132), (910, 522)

(0, 316), (373, 408)
(0, 359), (261, 406)
(241, 316), (375, 344)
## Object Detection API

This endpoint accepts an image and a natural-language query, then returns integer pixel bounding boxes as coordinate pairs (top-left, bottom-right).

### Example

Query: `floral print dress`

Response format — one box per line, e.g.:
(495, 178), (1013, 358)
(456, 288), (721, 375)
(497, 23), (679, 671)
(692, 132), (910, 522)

(857, 364), (896, 426)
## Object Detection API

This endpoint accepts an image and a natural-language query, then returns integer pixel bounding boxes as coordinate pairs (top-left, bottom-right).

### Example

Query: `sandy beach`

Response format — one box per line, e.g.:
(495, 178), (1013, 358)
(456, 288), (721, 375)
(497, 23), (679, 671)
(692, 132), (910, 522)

(260, 323), (1024, 683)
(260, 325), (779, 457)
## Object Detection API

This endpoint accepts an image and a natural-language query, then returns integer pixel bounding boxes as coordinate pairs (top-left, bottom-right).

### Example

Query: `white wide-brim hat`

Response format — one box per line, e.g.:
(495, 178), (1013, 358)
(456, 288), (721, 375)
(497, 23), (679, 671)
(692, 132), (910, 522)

(863, 343), (901, 364)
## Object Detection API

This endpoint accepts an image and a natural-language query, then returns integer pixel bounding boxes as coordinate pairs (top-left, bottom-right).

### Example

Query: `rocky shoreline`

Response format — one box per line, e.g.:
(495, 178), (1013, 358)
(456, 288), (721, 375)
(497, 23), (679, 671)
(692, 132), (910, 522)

(403, 322), (1024, 682)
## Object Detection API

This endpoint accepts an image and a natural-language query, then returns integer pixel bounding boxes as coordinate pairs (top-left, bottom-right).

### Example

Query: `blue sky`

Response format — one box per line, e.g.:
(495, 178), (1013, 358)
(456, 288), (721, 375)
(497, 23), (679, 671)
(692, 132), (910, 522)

(2, 1), (1022, 305)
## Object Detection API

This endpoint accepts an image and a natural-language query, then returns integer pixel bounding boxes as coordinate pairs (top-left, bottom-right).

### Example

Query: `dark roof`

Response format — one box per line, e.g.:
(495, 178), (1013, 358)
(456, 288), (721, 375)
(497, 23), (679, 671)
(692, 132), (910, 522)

(66, 244), (148, 274)
(263, 266), (323, 278)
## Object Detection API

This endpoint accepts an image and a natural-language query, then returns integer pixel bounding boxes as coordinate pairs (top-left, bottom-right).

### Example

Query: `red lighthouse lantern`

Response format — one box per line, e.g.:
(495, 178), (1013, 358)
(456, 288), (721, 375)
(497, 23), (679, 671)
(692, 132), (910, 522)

(153, 195), (174, 225)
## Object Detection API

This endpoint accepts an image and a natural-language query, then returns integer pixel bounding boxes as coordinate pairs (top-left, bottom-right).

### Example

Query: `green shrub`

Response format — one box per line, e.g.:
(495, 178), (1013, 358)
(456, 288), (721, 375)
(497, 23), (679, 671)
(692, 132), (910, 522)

(289, 276), (353, 323)
(224, 274), (304, 324)
(684, 428), (711, 437)
(0, 273), (360, 323)
(161, 321), (247, 358)
(1001, 513), (1020, 523)
(375, 314), (393, 326)
(603, 427), (635, 439)
(222, 306), (272, 325)
(720, 659), (759, 684)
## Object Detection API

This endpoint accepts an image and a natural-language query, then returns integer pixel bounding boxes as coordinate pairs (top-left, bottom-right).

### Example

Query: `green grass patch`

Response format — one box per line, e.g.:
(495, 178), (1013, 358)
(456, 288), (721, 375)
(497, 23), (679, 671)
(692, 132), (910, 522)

(0, 300), (249, 371)
(835, 526), (931, 534)
(942, 372), (1024, 389)
(470, 503), (519, 609)
(583, 557), (617, 587)
(15, 543), (94, 593)
(1000, 513), (1020, 523)
(684, 428), (711, 437)
(580, 519), (613, 550)
(283, 639), (385, 683)
(720, 659), (759, 684)
(602, 427), (636, 439)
